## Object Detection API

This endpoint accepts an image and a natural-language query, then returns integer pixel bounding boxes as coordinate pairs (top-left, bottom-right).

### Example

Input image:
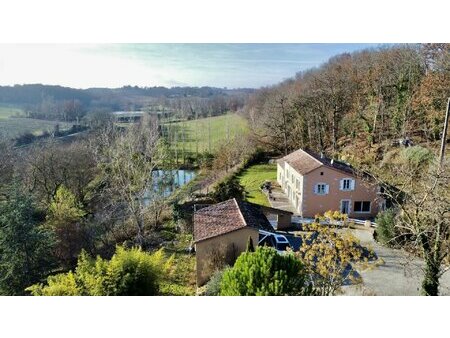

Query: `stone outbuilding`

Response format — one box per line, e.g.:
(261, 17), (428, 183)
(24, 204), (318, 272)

(194, 198), (276, 286)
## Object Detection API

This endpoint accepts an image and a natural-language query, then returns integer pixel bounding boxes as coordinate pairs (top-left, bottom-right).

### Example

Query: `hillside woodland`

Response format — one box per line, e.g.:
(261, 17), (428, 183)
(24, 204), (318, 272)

(244, 44), (449, 164)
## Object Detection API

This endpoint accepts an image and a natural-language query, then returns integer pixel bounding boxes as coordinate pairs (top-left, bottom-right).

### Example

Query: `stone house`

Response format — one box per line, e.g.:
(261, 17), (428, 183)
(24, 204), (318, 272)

(277, 148), (384, 218)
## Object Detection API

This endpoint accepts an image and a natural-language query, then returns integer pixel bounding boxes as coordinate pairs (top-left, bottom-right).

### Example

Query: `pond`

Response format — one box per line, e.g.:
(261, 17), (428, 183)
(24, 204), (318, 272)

(143, 169), (196, 203)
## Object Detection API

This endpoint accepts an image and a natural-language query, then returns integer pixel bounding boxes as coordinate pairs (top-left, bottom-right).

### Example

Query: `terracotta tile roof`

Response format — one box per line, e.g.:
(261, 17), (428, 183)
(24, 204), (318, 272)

(194, 198), (273, 243)
(277, 149), (322, 175)
(278, 148), (355, 176)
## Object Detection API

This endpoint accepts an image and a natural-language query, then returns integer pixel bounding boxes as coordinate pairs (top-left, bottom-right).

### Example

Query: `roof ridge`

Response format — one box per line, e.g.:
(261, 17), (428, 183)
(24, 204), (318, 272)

(303, 149), (324, 166)
(195, 198), (233, 213)
(234, 198), (248, 227)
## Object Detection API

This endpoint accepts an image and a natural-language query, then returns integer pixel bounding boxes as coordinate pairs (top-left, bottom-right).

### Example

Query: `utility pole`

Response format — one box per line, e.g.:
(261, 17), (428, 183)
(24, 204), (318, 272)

(439, 98), (450, 167)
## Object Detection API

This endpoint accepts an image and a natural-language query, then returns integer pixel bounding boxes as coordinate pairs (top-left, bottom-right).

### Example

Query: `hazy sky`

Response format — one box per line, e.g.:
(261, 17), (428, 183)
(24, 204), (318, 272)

(0, 44), (381, 89)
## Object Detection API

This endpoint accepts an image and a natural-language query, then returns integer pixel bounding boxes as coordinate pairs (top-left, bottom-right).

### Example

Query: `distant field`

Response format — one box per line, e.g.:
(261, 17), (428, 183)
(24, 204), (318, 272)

(163, 113), (248, 158)
(0, 117), (72, 140)
(237, 163), (277, 207)
(0, 106), (25, 120)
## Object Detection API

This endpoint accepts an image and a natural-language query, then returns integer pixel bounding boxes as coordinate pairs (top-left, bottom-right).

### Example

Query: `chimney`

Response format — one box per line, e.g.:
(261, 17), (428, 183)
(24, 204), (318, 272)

(320, 152), (324, 159)
(331, 159), (334, 165)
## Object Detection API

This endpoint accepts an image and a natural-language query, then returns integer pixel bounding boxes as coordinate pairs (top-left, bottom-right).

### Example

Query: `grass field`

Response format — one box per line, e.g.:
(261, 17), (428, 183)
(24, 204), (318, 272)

(0, 116), (72, 140)
(237, 163), (277, 207)
(163, 113), (248, 157)
(0, 106), (25, 120)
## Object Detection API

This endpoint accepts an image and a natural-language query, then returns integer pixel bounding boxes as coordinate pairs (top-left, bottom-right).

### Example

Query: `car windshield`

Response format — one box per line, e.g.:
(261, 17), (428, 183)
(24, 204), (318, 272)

(276, 236), (288, 242)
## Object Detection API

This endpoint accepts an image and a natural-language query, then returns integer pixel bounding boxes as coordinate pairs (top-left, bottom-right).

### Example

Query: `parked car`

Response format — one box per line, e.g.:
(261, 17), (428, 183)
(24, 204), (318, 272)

(258, 230), (291, 252)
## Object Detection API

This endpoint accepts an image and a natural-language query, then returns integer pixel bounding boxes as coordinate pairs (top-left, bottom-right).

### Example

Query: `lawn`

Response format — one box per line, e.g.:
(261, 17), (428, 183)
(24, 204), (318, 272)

(163, 113), (249, 156)
(237, 163), (277, 207)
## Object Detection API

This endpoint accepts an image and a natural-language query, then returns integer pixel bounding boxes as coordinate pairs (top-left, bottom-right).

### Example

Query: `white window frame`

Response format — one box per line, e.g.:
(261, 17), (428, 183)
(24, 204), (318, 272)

(340, 199), (351, 214)
(314, 183), (329, 195)
(353, 201), (371, 213)
(340, 178), (355, 191)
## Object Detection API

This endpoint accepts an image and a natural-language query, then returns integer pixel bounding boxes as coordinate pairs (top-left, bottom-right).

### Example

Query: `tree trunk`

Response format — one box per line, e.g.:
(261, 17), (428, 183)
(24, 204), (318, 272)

(332, 107), (338, 153)
(279, 97), (289, 156)
(419, 233), (440, 296)
(421, 259), (440, 296)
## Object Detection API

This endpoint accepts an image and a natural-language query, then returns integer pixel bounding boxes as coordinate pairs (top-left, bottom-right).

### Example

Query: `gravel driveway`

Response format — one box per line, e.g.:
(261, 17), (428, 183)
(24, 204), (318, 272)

(342, 228), (450, 296)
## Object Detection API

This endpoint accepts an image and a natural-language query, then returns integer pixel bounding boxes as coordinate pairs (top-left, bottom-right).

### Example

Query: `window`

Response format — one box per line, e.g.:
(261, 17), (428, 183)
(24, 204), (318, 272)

(340, 178), (354, 191)
(315, 183), (329, 195)
(296, 178), (300, 190)
(354, 201), (371, 212)
(320, 171), (324, 176)
(340, 200), (350, 214)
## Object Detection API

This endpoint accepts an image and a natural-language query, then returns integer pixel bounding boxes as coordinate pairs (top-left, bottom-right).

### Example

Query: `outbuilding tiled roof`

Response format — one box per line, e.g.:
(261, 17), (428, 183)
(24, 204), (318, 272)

(194, 198), (273, 243)
(277, 148), (355, 176)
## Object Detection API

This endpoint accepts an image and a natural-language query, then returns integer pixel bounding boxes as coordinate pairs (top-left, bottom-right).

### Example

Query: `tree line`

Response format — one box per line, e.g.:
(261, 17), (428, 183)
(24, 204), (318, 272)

(0, 84), (252, 122)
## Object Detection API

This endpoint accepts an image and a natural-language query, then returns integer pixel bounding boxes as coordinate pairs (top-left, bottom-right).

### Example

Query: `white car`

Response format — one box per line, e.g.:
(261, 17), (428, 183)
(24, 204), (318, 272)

(258, 230), (291, 252)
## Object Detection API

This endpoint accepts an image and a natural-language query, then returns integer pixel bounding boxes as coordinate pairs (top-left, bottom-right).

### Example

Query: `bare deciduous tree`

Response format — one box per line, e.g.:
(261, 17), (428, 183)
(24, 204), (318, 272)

(371, 148), (450, 295)
(92, 114), (164, 246)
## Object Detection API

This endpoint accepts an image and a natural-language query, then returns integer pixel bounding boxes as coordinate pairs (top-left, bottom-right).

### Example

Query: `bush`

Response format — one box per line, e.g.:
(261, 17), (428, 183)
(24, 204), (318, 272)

(220, 246), (311, 296)
(204, 268), (228, 296)
(211, 177), (245, 202)
(374, 209), (397, 245)
(27, 246), (173, 296)
(297, 222), (371, 295)
(0, 185), (56, 295)
(14, 132), (37, 146)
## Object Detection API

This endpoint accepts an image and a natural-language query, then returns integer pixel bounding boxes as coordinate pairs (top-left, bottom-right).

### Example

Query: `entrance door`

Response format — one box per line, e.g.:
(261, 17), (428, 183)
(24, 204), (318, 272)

(340, 200), (350, 214)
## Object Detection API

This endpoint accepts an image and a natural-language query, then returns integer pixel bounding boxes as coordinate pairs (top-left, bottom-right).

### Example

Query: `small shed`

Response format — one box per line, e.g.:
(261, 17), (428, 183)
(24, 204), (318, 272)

(193, 198), (273, 286)
(257, 205), (293, 230)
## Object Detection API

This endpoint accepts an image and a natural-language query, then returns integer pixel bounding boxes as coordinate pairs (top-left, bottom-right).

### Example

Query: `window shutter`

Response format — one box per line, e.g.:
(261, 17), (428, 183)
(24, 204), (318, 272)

(314, 185), (317, 194)
(350, 179), (355, 190)
(339, 179), (344, 190)
(325, 184), (329, 194)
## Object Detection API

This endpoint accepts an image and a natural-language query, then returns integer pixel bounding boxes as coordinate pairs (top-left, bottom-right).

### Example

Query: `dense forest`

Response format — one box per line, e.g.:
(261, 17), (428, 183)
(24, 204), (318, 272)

(0, 84), (253, 121)
(244, 44), (450, 163)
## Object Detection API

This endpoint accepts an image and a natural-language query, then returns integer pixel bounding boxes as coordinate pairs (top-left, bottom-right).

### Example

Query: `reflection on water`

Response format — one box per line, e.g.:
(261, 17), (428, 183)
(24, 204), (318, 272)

(143, 170), (196, 204)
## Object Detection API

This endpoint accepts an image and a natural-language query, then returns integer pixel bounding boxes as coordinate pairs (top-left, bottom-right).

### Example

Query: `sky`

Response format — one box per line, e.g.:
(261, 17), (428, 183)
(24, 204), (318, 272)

(0, 44), (382, 89)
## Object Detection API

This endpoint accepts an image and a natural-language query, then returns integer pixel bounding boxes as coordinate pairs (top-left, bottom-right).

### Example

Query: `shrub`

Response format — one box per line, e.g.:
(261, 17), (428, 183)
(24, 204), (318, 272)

(27, 246), (173, 296)
(0, 185), (56, 295)
(296, 221), (374, 295)
(46, 185), (87, 269)
(211, 177), (244, 202)
(374, 209), (397, 245)
(220, 246), (311, 296)
(204, 268), (228, 296)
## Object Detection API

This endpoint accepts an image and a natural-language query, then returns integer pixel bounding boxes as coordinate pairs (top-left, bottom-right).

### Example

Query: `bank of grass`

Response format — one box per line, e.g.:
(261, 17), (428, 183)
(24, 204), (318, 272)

(164, 113), (248, 155)
(236, 163), (277, 207)
(0, 106), (24, 119)
(0, 117), (72, 140)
